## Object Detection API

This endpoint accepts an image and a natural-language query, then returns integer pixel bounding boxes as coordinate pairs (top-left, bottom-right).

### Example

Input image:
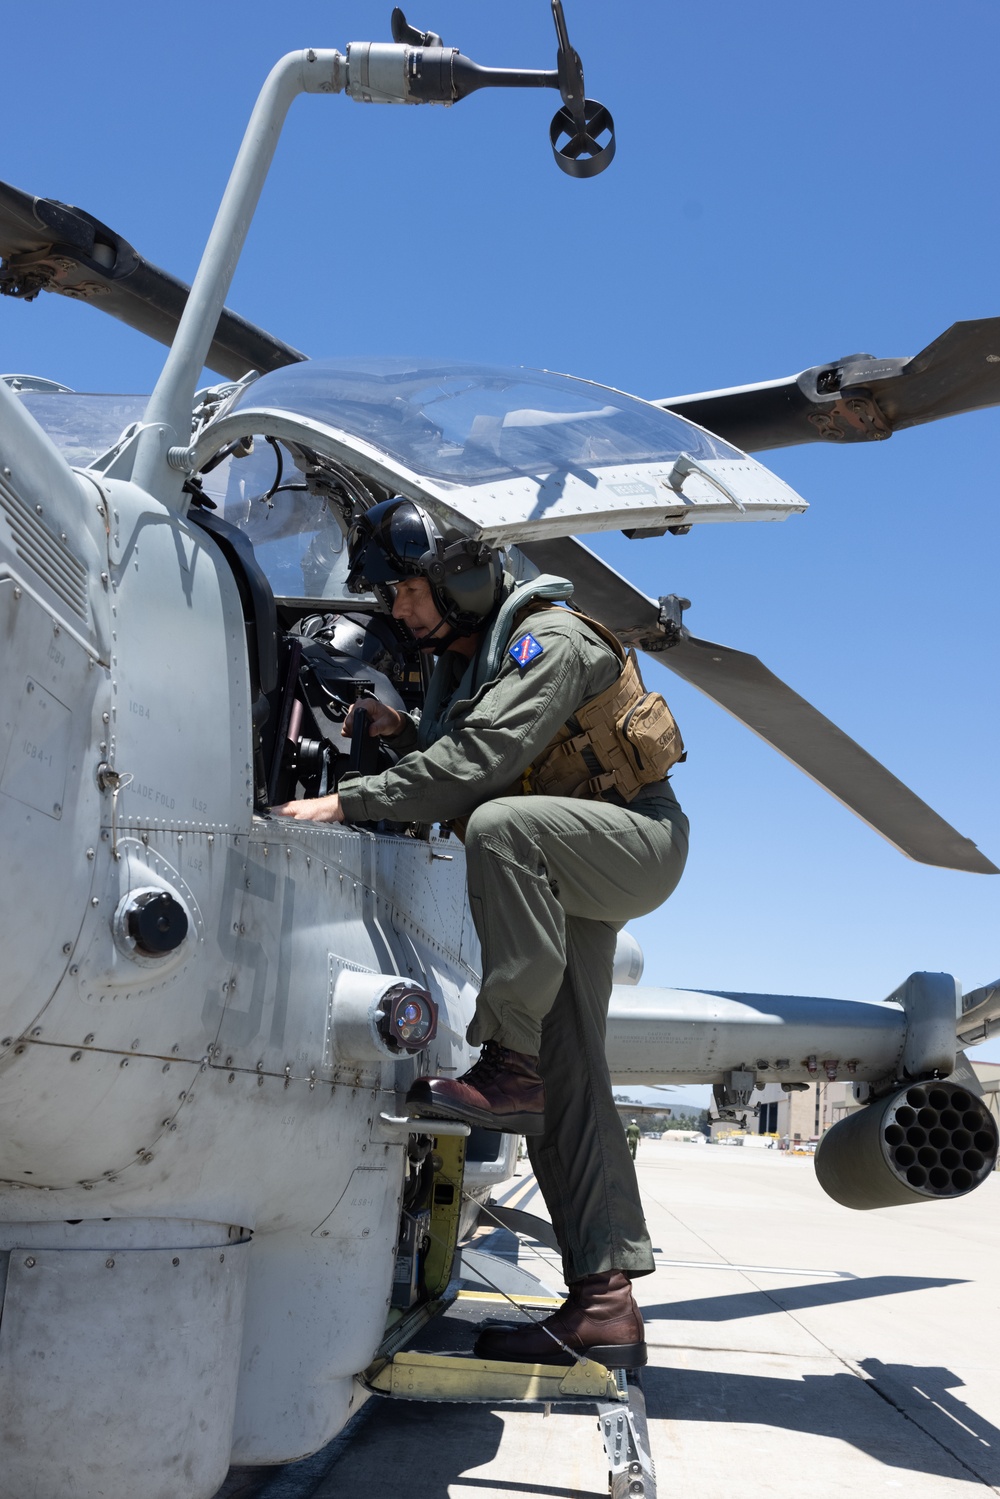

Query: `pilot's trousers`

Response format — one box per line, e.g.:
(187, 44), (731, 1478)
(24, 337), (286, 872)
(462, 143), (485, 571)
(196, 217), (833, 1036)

(463, 791), (689, 1283)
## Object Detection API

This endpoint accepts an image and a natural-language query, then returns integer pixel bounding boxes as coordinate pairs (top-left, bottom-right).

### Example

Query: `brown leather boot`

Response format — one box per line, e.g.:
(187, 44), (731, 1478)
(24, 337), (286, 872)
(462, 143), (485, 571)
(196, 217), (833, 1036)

(405, 1040), (545, 1135)
(473, 1270), (646, 1367)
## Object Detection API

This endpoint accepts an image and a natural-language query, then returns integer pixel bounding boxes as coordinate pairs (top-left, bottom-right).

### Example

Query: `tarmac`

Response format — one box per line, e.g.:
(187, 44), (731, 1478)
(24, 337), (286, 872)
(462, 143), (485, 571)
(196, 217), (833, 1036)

(218, 1140), (1000, 1499)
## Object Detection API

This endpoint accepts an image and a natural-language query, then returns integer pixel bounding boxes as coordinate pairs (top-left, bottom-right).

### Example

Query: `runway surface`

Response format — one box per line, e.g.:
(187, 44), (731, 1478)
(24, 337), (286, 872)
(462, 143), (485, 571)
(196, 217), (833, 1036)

(216, 1140), (1000, 1499)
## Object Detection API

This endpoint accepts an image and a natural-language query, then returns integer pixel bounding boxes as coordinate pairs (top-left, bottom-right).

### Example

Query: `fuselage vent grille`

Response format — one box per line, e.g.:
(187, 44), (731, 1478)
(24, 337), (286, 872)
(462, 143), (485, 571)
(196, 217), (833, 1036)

(0, 470), (88, 620)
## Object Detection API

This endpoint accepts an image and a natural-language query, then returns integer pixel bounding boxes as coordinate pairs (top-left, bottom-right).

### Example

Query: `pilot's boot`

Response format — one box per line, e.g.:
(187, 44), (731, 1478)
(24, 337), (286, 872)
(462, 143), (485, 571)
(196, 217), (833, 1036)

(406, 1040), (545, 1134)
(473, 1270), (646, 1367)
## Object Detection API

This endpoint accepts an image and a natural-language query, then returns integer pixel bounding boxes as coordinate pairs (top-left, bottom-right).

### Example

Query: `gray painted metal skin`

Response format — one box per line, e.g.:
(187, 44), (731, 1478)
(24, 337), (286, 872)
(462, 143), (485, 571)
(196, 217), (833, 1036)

(0, 376), (985, 1499)
(605, 971), (956, 1088)
(0, 31), (994, 1499)
(132, 49), (348, 503)
(605, 986), (906, 1087)
(0, 378), (484, 1492)
(0, 1221), (250, 1499)
(957, 976), (1000, 1045)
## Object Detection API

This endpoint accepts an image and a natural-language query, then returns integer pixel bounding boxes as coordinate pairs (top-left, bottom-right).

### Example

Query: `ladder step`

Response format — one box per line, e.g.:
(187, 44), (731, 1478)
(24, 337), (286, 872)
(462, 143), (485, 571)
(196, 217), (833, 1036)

(363, 1348), (625, 1404)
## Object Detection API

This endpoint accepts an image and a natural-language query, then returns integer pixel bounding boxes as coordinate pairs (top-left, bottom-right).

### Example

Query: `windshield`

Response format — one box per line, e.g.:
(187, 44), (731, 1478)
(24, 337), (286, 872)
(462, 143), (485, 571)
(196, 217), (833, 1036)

(14, 391), (147, 467)
(12, 387), (359, 601)
(227, 359), (741, 487)
(199, 440), (360, 602)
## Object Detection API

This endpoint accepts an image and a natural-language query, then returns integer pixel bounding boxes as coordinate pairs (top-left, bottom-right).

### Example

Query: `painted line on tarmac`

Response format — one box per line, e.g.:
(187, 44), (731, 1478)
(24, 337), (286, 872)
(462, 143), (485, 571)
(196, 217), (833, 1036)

(519, 1247), (853, 1280)
(650, 1257), (855, 1279)
(496, 1178), (851, 1280)
(495, 1175), (541, 1210)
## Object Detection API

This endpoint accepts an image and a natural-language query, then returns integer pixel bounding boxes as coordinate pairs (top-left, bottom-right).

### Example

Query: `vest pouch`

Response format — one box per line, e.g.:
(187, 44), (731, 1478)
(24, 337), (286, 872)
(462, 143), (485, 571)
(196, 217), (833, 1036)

(618, 691), (685, 783)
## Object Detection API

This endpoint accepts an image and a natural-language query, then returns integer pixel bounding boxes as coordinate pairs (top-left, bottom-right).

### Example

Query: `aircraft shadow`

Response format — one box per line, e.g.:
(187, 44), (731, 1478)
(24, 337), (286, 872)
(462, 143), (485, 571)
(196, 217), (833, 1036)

(643, 1272), (966, 1322)
(641, 1359), (1000, 1486)
(217, 1397), (603, 1499)
(214, 1279), (977, 1495)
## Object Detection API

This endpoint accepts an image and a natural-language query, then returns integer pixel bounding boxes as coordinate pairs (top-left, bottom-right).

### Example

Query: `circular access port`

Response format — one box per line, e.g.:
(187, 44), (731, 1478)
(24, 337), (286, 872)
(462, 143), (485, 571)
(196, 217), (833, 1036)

(906, 1127), (927, 1147)
(917, 1107), (939, 1129)
(885, 1124), (905, 1147)
(953, 1129), (972, 1151)
(963, 1111), (984, 1132)
(125, 890), (188, 956)
(952, 1168), (973, 1192)
(941, 1147), (960, 1169)
(963, 1151), (985, 1173)
(928, 1166), (950, 1190)
(917, 1146), (938, 1168)
(893, 1145), (916, 1168)
(895, 1106), (917, 1128)
(929, 1127), (949, 1149)
(906, 1087), (927, 1109)
(940, 1109), (960, 1130)
(928, 1088), (950, 1110)
(975, 1131), (995, 1153)
(952, 1090), (971, 1111)
(906, 1166), (928, 1187)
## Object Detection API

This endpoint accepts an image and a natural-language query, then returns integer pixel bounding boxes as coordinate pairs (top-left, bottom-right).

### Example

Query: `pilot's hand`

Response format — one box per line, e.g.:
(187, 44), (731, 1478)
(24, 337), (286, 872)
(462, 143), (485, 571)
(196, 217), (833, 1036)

(343, 695), (405, 740)
(272, 793), (345, 823)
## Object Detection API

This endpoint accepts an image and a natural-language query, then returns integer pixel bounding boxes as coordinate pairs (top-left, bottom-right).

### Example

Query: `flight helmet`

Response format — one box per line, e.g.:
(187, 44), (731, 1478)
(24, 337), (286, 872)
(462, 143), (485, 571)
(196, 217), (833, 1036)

(347, 498), (503, 638)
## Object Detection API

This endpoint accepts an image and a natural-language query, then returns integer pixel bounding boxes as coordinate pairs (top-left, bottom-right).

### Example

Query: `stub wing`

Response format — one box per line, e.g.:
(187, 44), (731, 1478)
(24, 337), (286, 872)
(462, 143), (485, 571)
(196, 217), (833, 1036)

(605, 984), (907, 1086)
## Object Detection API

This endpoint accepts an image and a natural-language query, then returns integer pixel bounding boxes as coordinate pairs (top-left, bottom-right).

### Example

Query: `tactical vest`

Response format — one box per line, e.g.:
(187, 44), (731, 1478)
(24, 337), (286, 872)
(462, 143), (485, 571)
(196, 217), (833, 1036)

(512, 608), (684, 805)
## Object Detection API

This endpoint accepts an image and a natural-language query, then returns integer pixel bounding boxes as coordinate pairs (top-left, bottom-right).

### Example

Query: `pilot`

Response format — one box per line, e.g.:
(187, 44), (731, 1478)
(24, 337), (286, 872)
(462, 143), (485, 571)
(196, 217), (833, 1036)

(274, 497), (689, 1368)
(626, 1118), (642, 1160)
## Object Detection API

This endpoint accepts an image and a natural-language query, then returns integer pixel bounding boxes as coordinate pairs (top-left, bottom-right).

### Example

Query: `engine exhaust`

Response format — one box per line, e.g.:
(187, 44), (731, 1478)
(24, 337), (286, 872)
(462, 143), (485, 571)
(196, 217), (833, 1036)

(814, 1081), (998, 1210)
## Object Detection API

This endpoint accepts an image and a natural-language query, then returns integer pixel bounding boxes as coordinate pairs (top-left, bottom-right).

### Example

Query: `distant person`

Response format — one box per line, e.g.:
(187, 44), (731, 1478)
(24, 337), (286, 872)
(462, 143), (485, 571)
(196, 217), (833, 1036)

(626, 1119), (642, 1159)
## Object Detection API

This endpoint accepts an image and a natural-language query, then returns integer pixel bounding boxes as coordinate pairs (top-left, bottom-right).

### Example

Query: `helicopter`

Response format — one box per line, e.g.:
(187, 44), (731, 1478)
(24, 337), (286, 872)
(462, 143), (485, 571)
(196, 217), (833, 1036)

(1, 6), (999, 1499)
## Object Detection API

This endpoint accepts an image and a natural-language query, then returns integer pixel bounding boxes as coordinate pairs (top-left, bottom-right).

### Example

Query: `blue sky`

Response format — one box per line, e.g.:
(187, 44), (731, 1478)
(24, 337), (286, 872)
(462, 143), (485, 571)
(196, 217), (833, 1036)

(3, 2), (998, 1101)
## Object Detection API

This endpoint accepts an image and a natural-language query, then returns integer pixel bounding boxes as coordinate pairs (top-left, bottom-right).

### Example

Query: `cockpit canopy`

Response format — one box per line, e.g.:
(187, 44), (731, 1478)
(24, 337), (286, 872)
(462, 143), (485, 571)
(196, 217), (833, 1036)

(13, 360), (808, 607)
(225, 358), (740, 488)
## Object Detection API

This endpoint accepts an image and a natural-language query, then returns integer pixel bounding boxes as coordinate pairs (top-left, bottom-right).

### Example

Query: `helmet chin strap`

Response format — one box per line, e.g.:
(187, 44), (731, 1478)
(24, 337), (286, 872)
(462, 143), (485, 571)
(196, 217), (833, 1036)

(401, 615), (463, 655)
(419, 597), (493, 654)
(430, 619), (475, 653)
(422, 624), (461, 653)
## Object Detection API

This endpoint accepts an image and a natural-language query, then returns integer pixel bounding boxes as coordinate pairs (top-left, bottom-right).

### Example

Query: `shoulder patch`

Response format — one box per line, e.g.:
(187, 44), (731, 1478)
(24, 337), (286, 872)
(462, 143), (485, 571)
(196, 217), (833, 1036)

(509, 633), (544, 669)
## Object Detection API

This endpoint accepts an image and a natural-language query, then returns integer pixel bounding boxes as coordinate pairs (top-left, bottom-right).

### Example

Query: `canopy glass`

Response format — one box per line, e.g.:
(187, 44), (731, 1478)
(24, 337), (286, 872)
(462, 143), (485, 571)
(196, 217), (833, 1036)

(227, 359), (742, 487)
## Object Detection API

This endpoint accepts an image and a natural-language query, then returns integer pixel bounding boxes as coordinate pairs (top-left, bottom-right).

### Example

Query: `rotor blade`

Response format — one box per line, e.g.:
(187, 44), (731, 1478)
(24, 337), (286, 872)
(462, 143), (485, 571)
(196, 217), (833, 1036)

(0, 179), (306, 380)
(871, 319), (1000, 430)
(519, 536), (997, 875)
(654, 318), (1000, 452)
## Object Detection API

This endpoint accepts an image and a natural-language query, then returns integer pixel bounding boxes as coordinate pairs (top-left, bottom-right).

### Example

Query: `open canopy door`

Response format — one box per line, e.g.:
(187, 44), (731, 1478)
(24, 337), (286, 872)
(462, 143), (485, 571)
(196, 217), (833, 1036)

(194, 358), (808, 544)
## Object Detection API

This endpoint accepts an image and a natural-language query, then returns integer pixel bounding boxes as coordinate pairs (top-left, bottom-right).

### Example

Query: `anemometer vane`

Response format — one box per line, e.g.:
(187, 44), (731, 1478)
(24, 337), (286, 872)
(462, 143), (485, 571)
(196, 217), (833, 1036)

(132, 1), (615, 498)
(387, 2), (616, 177)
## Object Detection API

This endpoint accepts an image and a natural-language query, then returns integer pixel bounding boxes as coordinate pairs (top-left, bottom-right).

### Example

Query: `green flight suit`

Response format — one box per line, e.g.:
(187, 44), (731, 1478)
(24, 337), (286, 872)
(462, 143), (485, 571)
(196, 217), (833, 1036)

(626, 1123), (642, 1160)
(338, 584), (689, 1282)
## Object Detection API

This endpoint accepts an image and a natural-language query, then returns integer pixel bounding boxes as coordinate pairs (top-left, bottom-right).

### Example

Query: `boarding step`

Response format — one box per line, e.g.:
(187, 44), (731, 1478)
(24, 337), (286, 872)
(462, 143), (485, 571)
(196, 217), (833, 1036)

(364, 1332), (623, 1403)
(362, 1269), (656, 1498)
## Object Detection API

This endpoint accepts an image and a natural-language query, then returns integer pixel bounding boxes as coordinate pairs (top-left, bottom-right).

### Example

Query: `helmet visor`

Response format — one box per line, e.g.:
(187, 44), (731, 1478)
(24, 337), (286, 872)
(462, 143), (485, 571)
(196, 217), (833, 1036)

(347, 501), (435, 591)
